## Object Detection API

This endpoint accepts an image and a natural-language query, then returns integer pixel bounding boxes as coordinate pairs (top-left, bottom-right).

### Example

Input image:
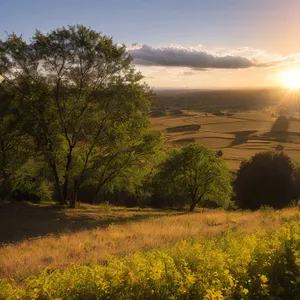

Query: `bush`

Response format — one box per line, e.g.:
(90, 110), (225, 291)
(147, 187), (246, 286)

(11, 178), (52, 203)
(234, 151), (296, 209)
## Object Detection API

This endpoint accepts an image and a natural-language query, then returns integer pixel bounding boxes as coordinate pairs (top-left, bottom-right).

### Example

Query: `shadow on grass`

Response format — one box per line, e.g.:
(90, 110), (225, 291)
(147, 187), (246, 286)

(262, 115), (291, 142)
(0, 203), (180, 245)
(230, 130), (257, 147)
(166, 124), (201, 133)
(263, 131), (290, 143)
(173, 137), (196, 144)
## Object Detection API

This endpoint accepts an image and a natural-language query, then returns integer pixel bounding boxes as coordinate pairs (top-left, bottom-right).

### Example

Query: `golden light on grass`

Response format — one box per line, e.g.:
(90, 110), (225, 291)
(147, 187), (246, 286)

(0, 207), (298, 281)
(279, 68), (300, 90)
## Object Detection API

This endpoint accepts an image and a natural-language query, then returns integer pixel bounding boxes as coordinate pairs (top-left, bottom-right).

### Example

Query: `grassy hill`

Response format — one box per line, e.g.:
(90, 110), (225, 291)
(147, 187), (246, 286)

(0, 203), (299, 299)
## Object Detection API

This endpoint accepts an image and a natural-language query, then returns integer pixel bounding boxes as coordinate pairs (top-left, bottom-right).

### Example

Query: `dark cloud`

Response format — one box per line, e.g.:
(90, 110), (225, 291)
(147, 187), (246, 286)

(128, 45), (256, 69)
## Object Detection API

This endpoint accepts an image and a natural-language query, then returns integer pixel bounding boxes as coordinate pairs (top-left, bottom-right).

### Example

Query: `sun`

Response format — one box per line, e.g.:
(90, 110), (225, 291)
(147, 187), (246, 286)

(280, 68), (300, 90)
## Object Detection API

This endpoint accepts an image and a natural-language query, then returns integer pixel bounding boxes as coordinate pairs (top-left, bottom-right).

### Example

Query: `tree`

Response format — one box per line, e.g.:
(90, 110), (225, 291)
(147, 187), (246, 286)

(155, 143), (232, 211)
(0, 84), (32, 201)
(0, 25), (159, 206)
(85, 130), (163, 204)
(234, 151), (295, 209)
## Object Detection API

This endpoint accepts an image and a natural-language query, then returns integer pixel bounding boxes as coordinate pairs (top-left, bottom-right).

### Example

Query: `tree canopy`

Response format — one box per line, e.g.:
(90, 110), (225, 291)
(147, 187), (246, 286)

(234, 151), (296, 209)
(155, 143), (232, 211)
(0, 25), (161, 206)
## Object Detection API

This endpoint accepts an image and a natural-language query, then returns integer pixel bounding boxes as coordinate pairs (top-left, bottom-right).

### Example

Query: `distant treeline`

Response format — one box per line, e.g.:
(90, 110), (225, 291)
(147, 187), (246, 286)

(154, 88), (287, 112)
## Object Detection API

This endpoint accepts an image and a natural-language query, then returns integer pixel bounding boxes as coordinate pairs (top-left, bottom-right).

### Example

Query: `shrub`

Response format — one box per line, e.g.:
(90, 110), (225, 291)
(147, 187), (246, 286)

(1, 222), (299, 299)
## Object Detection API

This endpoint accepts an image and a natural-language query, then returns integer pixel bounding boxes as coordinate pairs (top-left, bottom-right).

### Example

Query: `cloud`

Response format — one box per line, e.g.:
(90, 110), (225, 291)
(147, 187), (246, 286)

(256, 53), (300, 68)
(128, 44), (300, 70)
(128, 45), (256, 69)
(180, 71), (198, 76)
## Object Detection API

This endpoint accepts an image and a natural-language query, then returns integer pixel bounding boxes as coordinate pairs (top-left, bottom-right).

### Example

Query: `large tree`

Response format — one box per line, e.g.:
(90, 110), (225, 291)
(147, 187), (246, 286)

(234, 151), (296, 209)
(156, 143), (232, 211)
(0, 25), (159, 206)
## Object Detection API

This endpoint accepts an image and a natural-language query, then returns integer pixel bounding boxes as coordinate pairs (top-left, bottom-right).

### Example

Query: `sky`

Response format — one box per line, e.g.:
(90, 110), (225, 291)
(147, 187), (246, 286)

(1, 0), (300, 89)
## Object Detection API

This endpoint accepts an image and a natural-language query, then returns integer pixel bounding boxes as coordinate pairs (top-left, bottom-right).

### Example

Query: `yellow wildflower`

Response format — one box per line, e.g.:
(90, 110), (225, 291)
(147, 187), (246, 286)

(260, 275), (268, 284)
(242, 288), (249, 295)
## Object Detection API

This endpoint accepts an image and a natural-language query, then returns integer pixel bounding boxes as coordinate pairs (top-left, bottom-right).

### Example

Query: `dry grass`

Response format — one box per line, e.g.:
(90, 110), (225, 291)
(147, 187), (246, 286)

(0, 202), (173, 245)
(0, 206), (298, 281)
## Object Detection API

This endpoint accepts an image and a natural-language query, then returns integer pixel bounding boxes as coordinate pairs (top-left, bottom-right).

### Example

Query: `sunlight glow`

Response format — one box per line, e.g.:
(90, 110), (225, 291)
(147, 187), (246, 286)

(280, 69), (300, 90)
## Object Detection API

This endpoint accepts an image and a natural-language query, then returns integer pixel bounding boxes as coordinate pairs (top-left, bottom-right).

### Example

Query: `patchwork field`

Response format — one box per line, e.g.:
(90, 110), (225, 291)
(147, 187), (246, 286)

(151, 109), (300, 171)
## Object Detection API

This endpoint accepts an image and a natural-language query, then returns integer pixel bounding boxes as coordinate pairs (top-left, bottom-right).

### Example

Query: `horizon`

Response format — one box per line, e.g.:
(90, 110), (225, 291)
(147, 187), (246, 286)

(153, 86), (282, 91)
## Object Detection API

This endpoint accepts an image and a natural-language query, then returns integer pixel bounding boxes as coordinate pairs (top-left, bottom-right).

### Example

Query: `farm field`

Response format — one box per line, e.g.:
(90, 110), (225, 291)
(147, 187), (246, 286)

(0, 203), (299, 299)
(151, 108), (300, 171)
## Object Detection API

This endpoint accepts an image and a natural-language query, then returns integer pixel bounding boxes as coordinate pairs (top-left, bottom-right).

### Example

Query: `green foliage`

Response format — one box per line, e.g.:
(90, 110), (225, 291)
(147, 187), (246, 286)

(0, 85), (33, 201)
(84, 129), (163, 204)
(1, 222), (299, 299)
(0, 25), (160, 206)
(0, 279), (25, 299)
(9, 158), (52, 203)
(235, 151), (297, 209)
(155, 144), (232, 211)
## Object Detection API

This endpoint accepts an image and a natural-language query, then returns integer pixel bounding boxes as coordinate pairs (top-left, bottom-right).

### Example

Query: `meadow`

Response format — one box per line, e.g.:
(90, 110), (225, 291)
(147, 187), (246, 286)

(0, 204), (299, 299)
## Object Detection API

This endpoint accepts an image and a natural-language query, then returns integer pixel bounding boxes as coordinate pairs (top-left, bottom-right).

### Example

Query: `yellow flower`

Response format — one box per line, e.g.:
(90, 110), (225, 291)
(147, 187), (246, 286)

(179, 285), (187, 294)
(204, 289), (224, 300)
(260, 275), (268, 284)
(228, 275), (235, 288)
(242, 288), (249, 295)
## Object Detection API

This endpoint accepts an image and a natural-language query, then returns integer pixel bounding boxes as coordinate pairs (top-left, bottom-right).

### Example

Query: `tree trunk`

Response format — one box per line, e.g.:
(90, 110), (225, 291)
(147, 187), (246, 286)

(50, 163), (64, 205)
(189, 202), (197, 212)
(93, 179), (105, 204)
(0, 174), (9, 202)
(70, 179), (78, 208)
(189, 192), (206, 212)
(62, 147), (73, 205)
(0, 145), (9, 201)
(92, 187), (100, 205)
